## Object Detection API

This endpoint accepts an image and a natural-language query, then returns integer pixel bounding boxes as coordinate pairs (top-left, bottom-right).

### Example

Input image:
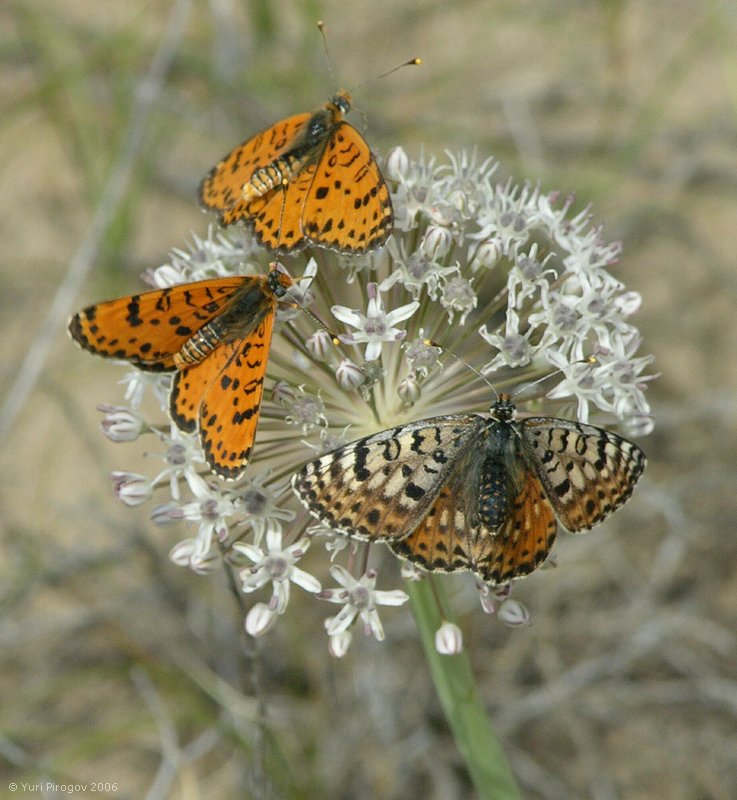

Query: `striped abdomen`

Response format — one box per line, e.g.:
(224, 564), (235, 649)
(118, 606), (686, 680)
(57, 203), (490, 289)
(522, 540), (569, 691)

(241, 153), (306, 202)
(174, 321), (227, 367)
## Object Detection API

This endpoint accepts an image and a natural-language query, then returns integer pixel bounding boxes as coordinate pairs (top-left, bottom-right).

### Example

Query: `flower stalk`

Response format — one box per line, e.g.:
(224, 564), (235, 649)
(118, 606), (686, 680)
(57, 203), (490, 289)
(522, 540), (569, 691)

(408, 579), (522, 800)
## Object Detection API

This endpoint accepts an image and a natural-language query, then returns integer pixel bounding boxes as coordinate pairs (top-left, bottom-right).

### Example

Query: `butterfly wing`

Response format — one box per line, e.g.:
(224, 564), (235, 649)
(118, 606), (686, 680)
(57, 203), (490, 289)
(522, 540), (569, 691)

(301, 122), (393, 252)
(169, 291), (279, 479)
(199, 310), (276, 479)
(249, 167), (316, 253)
(199, 113), (312, 226)
(293, 416), (482, 540)
(69, 278), (247, 371)
(389, 450), (558, 586)
(520, 417), (647, 532)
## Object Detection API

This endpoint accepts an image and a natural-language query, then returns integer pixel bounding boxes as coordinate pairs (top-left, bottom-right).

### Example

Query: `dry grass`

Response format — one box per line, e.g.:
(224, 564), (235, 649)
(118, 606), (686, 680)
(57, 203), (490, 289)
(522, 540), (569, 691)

(1, 1), (736, 798)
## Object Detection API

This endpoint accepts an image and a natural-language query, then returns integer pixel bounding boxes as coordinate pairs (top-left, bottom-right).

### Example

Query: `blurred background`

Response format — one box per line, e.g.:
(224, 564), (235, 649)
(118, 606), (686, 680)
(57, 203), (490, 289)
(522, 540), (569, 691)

(1, 1), (736, 798)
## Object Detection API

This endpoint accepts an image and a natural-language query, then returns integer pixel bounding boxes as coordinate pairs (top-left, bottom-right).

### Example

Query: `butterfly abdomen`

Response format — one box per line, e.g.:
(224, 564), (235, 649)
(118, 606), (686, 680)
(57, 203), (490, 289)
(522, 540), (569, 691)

(477, 457), (510, 530)
(242, 109), (338, 203)
(476, 420), (523, 530)
(174, 282), (272, 367)
(243, 154), (304, 201)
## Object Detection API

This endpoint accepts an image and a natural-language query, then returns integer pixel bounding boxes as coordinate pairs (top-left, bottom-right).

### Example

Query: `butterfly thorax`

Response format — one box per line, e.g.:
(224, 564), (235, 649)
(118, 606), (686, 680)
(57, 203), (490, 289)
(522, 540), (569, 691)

(241, 99), (348, 204)
(173, 281), (274, 368)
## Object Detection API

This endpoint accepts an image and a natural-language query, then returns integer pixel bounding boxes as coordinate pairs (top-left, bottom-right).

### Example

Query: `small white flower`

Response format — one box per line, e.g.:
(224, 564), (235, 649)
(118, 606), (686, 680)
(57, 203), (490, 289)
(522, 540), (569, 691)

(440, 274), (477, 324)
(178, 472), (238, 557)
(335, 358), (365, 390)
(497, 598), (530, 627)
(306, 329), (335, 361)
(318, 566), (408, 642)
(285, 391), (327, 432)
(235, 527), (321, 614)
(327, 630), (353, 658)
(146, 425), (205, 500)
(245, 602), (278, 636)
(169, 538), (220, 574)
(332, 282), (419, 361)
(236, 470), (296, 544)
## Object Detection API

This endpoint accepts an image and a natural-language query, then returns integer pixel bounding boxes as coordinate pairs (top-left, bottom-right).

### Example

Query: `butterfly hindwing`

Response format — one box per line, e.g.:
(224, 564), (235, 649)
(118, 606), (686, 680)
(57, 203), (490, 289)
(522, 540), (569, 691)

(389, 443), (558, 585)
(520, 418), (647, 532)
(199, 313), (276, 478)
(293, 416), (482, 541)
(68, 278), (247, 371)
(250, 168), (316, 252)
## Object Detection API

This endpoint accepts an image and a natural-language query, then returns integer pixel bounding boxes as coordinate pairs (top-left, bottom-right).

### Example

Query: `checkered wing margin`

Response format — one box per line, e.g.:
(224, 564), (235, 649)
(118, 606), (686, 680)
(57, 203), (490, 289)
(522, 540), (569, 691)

(292, 415), (483, 541)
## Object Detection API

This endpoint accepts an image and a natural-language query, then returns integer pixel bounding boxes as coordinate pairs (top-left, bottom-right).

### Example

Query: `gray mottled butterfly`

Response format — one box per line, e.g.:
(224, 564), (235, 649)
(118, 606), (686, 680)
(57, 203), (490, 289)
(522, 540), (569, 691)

(292, 393), (646, 586)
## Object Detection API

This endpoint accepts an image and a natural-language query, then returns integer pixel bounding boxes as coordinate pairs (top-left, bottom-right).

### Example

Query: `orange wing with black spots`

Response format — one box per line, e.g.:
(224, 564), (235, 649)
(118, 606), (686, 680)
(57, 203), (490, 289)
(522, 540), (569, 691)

(390, 467), (557, 585)
(170, 314), (275, 478)
(199, 92), (394, 254)
(200, 113), (311, 228)
(70, 270), (293, 480)
(301, 123), (393, 253)
(69, 278), (246, 371)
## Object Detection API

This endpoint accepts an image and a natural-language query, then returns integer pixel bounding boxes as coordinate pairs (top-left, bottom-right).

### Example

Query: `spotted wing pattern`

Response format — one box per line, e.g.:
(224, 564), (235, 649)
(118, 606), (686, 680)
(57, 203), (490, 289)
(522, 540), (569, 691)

(169, 313), (276, 478)
(68, 278), (246, 371)
(519, 417), (647, 532)
(389, 465), (558, 585)
(200, 113), (311, 228)
(300, 124), (393, 253)
(293, 416), (482, 540)
(199, 98), (393, 254)
(70, 272), (290, 480)
(292, 398), (647, 586)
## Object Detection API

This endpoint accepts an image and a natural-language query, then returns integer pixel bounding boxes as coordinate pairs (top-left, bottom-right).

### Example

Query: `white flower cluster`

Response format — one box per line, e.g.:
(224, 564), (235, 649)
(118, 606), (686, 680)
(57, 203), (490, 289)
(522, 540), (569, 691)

(92, 149), (654, 656)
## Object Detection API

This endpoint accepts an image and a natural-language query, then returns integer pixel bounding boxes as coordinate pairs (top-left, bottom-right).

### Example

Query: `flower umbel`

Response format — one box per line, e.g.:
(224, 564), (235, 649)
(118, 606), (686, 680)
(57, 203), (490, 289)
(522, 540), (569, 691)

(82, 148), (653, 654)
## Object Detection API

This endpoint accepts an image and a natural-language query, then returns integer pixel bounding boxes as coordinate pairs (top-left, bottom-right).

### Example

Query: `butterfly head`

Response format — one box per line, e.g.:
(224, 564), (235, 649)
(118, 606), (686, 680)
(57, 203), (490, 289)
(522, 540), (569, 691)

(328, 90), (352, 118)
(491, 393), (516, 422)
(267, 268), (294, 298)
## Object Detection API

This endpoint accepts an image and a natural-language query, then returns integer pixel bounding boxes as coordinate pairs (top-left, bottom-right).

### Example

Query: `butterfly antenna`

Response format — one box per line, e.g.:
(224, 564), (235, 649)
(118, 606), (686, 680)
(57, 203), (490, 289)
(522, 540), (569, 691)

(317, 21), (338, 85)
(347, 57), (423, 96)
(423, 339), (499, 402)
(510, 356), (598, 400)
(290, 274), (341, 346)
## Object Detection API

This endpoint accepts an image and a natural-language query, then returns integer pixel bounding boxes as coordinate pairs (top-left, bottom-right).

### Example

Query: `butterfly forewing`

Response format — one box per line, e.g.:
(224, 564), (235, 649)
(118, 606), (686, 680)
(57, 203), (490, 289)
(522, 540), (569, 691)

(301, 124), (393, 253)
(68, 278), (247, 371)
(520, 418), (647, 532)
(293, 416), (482, 540)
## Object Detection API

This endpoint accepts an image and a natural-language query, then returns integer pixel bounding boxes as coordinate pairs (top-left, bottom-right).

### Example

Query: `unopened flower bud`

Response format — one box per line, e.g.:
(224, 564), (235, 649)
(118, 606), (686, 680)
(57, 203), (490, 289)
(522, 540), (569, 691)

(335, 358), (365, 390)
(435, 621), (464, 655)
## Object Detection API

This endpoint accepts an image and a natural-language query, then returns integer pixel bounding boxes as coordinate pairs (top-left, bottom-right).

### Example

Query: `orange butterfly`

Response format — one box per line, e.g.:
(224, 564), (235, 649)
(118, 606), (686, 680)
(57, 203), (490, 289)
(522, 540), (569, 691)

(199, 91), (393, 254)
(69, 269), (293, 480)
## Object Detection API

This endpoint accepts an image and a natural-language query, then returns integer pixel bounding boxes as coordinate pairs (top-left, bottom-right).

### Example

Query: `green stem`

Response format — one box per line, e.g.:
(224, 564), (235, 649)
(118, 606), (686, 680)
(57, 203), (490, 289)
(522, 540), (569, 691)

(407, 579), (523, 800)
